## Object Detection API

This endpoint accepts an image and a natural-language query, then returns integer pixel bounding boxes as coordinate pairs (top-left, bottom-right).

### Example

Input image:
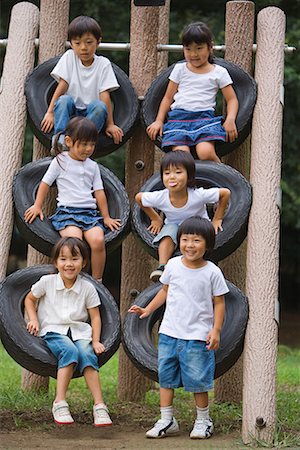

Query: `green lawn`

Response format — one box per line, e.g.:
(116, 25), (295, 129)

(0, 343), (299, 446)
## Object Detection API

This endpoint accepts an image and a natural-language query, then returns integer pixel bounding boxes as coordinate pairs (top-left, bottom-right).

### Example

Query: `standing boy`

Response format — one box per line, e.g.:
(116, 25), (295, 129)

(129, 216), (228, 440)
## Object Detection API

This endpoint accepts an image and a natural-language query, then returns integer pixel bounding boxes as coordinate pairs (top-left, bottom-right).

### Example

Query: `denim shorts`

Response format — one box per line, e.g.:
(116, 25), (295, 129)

(158, 333), (215, 392)
(152, 223), (179, 248)
(43, 331), (99, 374)
(50, 206), (106, 232)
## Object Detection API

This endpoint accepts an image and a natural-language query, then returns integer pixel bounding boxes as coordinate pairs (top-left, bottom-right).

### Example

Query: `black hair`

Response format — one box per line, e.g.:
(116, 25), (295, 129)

(160, 151), (196, 188)
(52, 236), (89, 268)
(53, 116), (98, 155)
(177, 216), (216, 253)
(68, 15), (102, 42)
(181, 22), (214, 63)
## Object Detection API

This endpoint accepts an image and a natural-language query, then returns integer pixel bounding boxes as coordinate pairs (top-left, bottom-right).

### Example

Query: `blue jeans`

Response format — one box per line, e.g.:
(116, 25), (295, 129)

(158, 333), (215, 392)
(54, 95), (107, 134)
(43, 331), (99, 374)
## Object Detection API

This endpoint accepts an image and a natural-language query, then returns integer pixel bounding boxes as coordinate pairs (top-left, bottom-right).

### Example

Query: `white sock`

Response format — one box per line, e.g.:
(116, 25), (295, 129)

(196, 405), (209, 420)
(160, 405), (173, 421)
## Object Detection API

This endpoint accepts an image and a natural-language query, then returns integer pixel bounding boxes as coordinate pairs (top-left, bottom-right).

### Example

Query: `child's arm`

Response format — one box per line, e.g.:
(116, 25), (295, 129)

(128, 285), (168, 319)
(94, 189), (121, 231)
(41, 78), (69, 133)
(99, 90), (124, 145)
(206, 294), (225, 350)
(135, 192), (163, 234)
(89, 306), (105, 355)
(212, 188), (231, 233)
(221, 84), (239, 143)
(24, 181), (50, 223)
(146, 80), (178, 140)
(24, 291), (40, 336)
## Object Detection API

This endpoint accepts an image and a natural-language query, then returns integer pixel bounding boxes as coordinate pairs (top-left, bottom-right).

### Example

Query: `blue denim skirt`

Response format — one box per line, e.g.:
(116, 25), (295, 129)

(50, 206), (106, 232)
(161, 109), (226, 151)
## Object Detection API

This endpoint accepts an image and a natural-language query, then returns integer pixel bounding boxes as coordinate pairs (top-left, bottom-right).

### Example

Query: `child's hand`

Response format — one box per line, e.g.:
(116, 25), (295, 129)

(103, 217), (121, 231)
(147, 217), (163, 235)
(206, 328), (221, 350)
(128, 305), (150, 319)
(27, 319), (39, 336)
(222, 118), (238, 143)
(41, 111), (54, 133)
(24, 205), (44, 223)
(105, 124), (124, 144)
(93, 341), (106, 355)
(212, 218), (223, 234)
(147, 120), (164, 140)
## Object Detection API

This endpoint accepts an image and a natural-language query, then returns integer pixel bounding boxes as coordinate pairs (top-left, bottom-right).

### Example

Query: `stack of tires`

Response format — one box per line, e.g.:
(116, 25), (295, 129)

(0, 58), (139, 378)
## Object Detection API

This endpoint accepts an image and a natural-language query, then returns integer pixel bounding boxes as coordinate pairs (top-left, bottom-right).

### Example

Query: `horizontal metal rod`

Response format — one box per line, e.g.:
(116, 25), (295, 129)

(0, 39), (296, 53)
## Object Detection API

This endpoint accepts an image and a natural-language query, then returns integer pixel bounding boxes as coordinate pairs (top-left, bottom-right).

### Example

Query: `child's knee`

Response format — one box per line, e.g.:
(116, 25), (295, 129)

(55, 94), (75, 109)
(89, 232), (105, 250)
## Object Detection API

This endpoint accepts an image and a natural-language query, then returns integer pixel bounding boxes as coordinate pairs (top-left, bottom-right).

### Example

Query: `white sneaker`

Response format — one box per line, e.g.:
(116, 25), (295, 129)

(52, 400), (74, 425)
(93, 404), (112, 427)
(146, 417), (179, 438)
(190, 417), (214, 439)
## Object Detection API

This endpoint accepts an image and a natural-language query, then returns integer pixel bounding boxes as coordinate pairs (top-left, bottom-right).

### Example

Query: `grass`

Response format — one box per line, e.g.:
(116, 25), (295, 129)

(0, 343), (299, 447)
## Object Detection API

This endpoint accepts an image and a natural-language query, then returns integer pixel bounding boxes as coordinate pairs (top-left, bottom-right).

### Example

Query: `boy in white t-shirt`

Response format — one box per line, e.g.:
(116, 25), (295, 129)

(41, 16), (123, 150)
(129, 216), (228, 440)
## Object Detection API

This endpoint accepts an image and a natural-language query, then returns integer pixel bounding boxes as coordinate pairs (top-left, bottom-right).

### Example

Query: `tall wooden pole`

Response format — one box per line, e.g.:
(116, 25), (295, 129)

(242, 7), (285, 444)
(118, 1), (169, 401)
(22, 0), (70, 392)
(216, 1), (255, 404)
(0, 2), (39, 281)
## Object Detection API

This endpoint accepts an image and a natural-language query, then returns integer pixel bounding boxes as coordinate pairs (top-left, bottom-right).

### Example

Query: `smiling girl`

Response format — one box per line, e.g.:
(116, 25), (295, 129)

(147, 22), (239, 162)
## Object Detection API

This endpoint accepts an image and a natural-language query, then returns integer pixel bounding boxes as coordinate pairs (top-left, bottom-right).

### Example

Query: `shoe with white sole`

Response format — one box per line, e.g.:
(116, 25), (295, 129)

(146, 417), (179, 438)
(190, 417), (214, 439)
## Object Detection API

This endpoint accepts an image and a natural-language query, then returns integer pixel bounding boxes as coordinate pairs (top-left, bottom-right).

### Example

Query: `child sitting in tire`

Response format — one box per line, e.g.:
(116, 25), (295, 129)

(135, 150), (230, 281)
(25, 236), (112, 427)
(146, 21), (238, 162)
(41, 15), (123, 151)
(129, 216), (228, 440)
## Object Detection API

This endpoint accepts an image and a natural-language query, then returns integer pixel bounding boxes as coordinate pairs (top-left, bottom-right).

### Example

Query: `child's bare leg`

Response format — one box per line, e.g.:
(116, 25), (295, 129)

(194, 391), (209, 408)
(160, 387), (174, 407)
(83, 366), (103, 405)
(59, 226), (83, 239)
(84, 226), (105, 280)
(195, 142), (220, 162)
(158, 236), (176, 265)
(55, 364), (76, 402)
(172, 145), (190, 152)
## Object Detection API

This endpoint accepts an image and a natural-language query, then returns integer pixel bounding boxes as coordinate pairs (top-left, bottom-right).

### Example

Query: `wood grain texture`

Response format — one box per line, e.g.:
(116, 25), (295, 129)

(242, 7), (285, 445)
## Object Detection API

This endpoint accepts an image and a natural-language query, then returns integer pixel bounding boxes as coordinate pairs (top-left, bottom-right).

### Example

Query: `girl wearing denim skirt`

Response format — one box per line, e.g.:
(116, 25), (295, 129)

(147, 22), (239, 162)
(25, 237), (113, 426)
(24, 116), (120, 282)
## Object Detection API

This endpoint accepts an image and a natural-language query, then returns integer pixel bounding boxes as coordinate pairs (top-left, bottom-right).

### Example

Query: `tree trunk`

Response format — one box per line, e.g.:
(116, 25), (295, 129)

(242, 7), (285, 445)
(118, 1), (169, 401)
(215, 0), (255, 404)
(22, 0), (70, 392)
(0, 2), (39, 281)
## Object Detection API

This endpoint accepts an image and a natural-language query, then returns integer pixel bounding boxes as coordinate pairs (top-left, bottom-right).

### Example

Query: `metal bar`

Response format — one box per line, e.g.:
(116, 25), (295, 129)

(0, 38), (296, 53)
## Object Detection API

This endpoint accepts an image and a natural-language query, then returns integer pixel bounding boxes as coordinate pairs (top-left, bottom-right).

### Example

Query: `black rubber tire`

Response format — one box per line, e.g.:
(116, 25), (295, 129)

(141, 57), (257, 157)
(122, 280), (248, 381)
(25, 56), (139, 157)
(13, 157), (130, 257)
(131, 160), (252, 263)
(0, 265), (121, 378)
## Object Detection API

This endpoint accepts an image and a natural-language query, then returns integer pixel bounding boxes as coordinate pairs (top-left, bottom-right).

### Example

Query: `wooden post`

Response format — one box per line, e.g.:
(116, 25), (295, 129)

(215, 0), (255, 404)
(0, 2), (39, 280)
(242, 7), (285, 444)
(118, 1), (169, 401)
(22, 0), (69, 392)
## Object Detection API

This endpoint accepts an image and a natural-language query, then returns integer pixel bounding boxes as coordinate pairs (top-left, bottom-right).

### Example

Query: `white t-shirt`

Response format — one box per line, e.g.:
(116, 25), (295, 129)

(141, 187), (219, 224)
(31, 273), (100, 340)
(51, 50), (120, 109)
(42, 152), (104, 209)
(159, 257), (229, 340)
(169, 62), (233, 112)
